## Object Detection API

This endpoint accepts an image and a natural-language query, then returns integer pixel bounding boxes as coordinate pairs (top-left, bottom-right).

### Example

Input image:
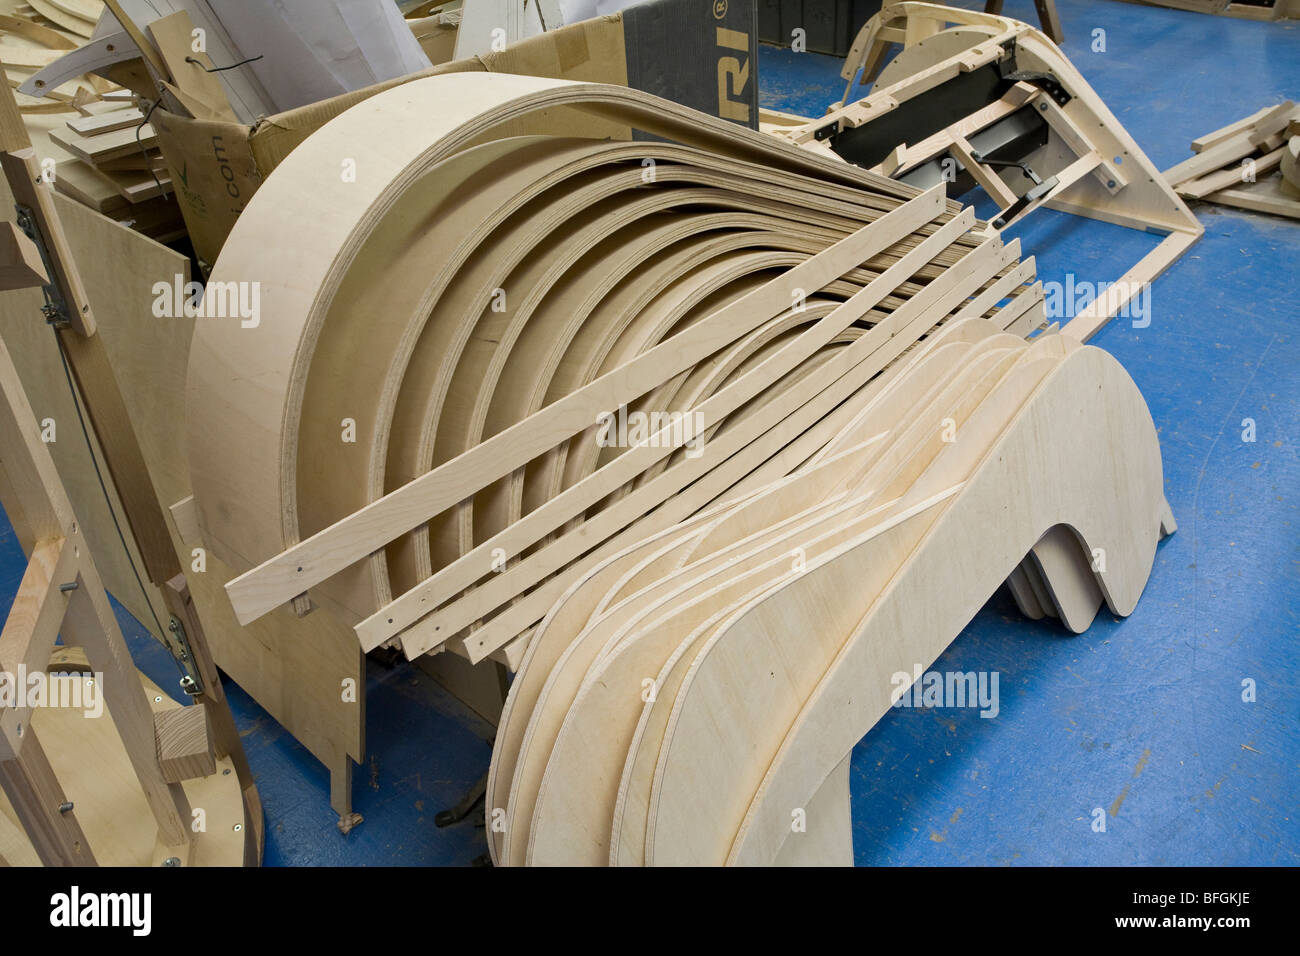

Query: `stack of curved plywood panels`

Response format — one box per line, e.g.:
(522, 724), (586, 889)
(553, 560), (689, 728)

(494, 321), (1174, 866)
(190, 73), (1044, 665)
(186, 71), (1174, 865)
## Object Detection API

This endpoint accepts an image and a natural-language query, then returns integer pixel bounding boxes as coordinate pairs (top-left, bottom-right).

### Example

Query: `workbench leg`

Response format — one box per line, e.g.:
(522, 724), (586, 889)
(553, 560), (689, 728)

(1034, 0), (1064, 43)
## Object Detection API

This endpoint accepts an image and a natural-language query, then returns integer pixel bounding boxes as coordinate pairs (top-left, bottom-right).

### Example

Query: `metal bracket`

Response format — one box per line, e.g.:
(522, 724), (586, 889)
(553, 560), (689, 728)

(998, 40), (1072, 106)
(164, 615), (205, 697)
(814, 120), (841, 142)
(971, 149), (1059, 229)
(12, 203), (71, 328)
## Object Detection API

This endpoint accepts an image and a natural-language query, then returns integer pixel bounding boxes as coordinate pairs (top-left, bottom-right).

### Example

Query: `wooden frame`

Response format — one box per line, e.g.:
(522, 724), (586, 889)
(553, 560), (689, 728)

(0, 78), (263, 860)
(772, 2), (1203, 343)
(0, 328), (250, 866)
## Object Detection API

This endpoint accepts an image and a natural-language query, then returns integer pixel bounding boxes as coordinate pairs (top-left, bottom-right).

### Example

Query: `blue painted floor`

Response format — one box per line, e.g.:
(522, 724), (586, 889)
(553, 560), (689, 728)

(2, 0), (1296, 865)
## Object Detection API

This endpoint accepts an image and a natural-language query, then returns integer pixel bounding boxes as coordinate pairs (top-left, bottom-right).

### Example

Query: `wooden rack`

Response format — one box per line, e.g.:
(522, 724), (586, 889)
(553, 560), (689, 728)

(0, 76), (261, 864)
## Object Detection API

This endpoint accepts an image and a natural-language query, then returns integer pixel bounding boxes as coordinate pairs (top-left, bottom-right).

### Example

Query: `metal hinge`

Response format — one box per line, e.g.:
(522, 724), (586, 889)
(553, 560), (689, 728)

(13, 203), (71, 328)
(164, 615), (205, 697)
(998, 39), (1072, 106)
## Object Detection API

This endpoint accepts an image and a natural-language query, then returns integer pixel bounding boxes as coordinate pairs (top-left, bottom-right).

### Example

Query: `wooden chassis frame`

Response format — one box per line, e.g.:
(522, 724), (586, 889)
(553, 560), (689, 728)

(774, 2), (1203, 344)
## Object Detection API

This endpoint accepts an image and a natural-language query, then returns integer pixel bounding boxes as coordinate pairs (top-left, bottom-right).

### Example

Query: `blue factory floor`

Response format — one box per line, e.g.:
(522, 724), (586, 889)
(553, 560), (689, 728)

(1, 0), (1296, 866)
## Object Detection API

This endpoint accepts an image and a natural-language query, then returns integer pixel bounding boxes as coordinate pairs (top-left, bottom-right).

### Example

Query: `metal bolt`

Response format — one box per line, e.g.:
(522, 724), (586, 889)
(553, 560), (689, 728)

(58, 801), (73, 814)
(58, 581), (78, 592)
(154, 696), (163, 703)
(233, 823), (242, 832)
(162, 857), (181, 867)
(223, 768), (232, 776)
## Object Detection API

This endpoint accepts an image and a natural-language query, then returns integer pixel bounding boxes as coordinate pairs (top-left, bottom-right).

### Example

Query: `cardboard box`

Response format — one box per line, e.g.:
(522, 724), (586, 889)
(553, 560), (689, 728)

(152, 0), (758, 269)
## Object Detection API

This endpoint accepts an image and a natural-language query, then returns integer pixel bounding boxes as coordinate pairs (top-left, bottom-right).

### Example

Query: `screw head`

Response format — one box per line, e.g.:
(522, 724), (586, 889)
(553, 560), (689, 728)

(162, 857), (181, 867)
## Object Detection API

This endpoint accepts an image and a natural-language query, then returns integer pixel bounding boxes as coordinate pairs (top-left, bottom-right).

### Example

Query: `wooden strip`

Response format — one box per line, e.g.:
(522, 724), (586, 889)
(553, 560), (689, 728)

(67, 107), (145, 136)
(1062, 229), (1199, 342)
(949, 134), (1018, 208)
(1205, 177), (1300, 219)
(951, 256), (1033, 322)
(0, 13), (79, 52)
(415, 223), (1011, 663)
(225, 186), (949, 625)
(1191, 105), (1279, 153)
(363, 205), (972, 653)
(49, 123), (157, 164)
(1178, 145), (1285, 199)
(1163, 102), (1296, 186)
(0, 537), (77, 750)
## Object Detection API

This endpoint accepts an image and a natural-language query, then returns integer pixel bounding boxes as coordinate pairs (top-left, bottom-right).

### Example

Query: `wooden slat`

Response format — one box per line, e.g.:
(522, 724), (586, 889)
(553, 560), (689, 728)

(0, 728), (97, 866)
(224, 186), (950, 625)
